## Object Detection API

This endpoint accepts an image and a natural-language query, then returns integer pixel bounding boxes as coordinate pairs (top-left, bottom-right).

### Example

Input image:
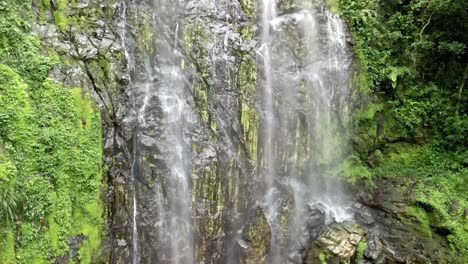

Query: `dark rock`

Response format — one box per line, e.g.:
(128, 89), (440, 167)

(448, 199), (459, 214)
(55, 234), (87, 264)
(350, 177), (460, 263)
(355, 208), (375, 225)
(364, 233), (383, 260)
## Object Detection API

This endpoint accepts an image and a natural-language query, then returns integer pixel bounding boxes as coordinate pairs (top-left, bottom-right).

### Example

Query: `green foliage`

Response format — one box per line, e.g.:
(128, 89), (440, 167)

(405, 206), (433, 238)
(0, 64), (29, 140)
(355, 241), (367, 263)
(339, 155), (372, 185)
(372, 143), (467, 257)
(0, 186), (18, 225)
(0, 1), (103, 263)
(0, 228), (15, 264)
(326, 0), (339, 14)
(338, 1), (467, 257)
(339, 0), (467, 149)
(414, 184), (468, 258)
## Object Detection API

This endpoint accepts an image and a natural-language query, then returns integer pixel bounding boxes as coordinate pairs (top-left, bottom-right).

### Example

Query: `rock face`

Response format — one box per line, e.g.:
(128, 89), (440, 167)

(352, 178), (459, 264)
(317, 223), (364, 258)
(300, 177), (460, 264)
(240, 207), (271, 264)
(305, 222), (363, 263)
(106, 0), (260, 263)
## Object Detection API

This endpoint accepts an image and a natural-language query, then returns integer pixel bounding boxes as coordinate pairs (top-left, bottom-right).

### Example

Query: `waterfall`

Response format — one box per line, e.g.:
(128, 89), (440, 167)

(259, 0), (283, 262)
(119, 0), (194, 262)
(117, 0), (353, 262)
(119, 1), (140, 263)
(144, 1), (195, 262)
(259, 0), (353, 262)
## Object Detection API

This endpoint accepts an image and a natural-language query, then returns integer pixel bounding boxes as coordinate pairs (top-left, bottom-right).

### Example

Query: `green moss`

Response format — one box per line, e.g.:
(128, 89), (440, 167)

(56, 0), (68, 10)
(405, 206), (432, 238)
(182, 21), (216, 131)
(52, 0), (69, 30)
(53, 11), (67, 30)
(0, 228), (15, 263)
(46, 222), (59, 253)
(71, 88), (93, 133)
(75, 223), (101, 263)
(0, 64), (30, 140)
(0, 1), (104, 262)
(355, 241), (367, 262)
(98, 57), (111, 79)
(371, 143), (467, 258)
(414, 186), (468, 257)
(40, 0), (51, 9)
(326, 0), (340, 14)
(340, 155), (372, 185)
(197, 88), (209, 123)
(239, 0), (257, 18)
(319, 251), (331, 264)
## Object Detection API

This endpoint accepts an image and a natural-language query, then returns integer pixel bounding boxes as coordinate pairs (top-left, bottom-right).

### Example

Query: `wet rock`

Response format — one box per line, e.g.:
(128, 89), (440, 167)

(448, 199), (459, 214)
(317, 223), (364, 258)
(306, 203), (327, 229)
(350, 177), (460, 263)
(33, 24), (58, 39)
(195, 145), (217, 166)
(241, 207), (270, 263)
(364, 233), (383, 260)
(117, 239), (128, 247)
(305, 221), (364, 264)
(355, 208), (375, 225)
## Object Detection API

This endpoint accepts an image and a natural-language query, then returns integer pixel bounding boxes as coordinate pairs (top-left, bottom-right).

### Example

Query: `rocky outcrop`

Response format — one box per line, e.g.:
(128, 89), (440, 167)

(298, 177), (460, 264)
(317, 223), (364, 258)
(306, 222), (364, 263)
(352, 178), (458, 263)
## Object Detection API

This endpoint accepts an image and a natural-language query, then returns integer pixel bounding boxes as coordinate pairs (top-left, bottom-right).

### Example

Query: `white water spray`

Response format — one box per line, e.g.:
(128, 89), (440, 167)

(259, 0), (354, 261)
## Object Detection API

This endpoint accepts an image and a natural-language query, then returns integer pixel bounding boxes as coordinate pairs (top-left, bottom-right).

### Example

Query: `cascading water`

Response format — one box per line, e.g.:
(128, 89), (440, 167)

(118, 1), (139, 263)
(117, 0), (353, 262)
(259, 0), (282, 262)
(142, 1), (195, 262)
(259, 0), (353, 261)
(119, 0), (194, 262)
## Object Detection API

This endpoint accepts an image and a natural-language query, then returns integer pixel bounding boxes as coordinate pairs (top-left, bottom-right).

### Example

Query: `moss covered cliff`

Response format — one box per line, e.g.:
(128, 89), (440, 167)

(0, 0), (104, 263)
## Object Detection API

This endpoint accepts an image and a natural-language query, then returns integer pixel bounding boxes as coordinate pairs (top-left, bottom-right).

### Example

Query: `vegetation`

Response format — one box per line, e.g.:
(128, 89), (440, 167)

(0, 0), (103, 263)
(0, 0), (466, 262)
(338, 0), (467, 258)
(338, 0), (467, 148)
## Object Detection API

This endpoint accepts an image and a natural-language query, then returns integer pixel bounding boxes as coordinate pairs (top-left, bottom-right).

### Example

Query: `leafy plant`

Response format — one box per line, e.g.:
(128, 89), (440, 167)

(0, 185), (18, 225)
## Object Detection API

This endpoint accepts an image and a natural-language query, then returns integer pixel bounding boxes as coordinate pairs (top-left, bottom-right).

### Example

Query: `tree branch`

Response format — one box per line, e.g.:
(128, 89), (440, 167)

(456, 63), (468, 115)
